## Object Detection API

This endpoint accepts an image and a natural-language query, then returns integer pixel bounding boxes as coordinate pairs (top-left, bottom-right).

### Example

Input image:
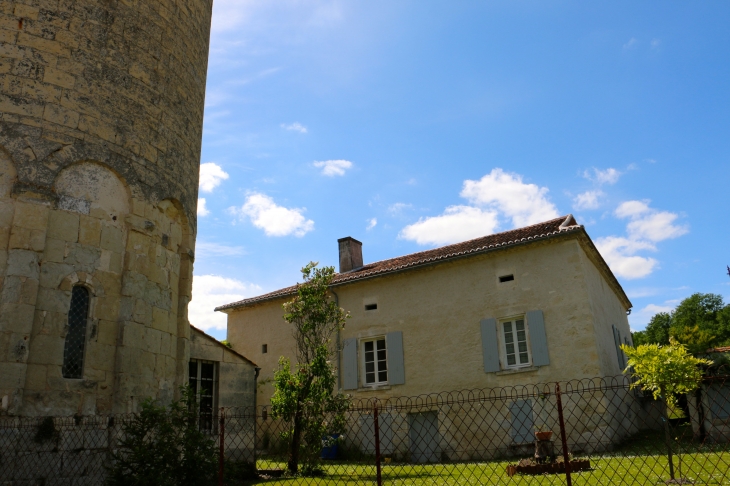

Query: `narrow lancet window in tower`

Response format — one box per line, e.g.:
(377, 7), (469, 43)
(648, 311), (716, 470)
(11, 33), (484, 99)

(62, 286), (90, 379)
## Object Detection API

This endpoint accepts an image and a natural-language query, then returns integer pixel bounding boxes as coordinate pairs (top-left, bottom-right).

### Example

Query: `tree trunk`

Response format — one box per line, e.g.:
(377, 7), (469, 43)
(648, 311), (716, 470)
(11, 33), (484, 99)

(662, 397), (675, 480)
(287, 400), (304, 475)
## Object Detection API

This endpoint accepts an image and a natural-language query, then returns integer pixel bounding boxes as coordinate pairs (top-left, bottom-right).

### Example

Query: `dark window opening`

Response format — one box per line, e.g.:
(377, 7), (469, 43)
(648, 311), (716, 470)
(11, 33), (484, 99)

(499, 274), (515, 283)
(365, 303), (378, 311)
(262, 409), (268, 421)
(189, 360), (217, 433)
(62, 286), (90, 379)
(262, 344), (268, 353)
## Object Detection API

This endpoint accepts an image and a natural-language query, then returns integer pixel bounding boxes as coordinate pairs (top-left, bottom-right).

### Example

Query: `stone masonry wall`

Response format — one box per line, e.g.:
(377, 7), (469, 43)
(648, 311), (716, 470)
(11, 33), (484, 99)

(0, 0), (214, 416)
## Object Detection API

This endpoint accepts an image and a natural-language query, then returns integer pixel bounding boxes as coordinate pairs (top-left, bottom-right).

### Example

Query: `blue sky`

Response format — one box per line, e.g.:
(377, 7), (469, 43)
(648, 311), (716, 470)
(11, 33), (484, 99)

(190, 1), (730, 340)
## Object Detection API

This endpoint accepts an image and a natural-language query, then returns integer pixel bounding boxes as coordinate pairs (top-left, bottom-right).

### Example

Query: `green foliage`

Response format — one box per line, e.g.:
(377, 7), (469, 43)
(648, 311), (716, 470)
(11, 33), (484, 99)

(271, 262), (351, 476)
(632, 293), (730, 353)
(220, 339), (233, 348)
(621, 338), (712, 406)
(106, 386), (217, 486)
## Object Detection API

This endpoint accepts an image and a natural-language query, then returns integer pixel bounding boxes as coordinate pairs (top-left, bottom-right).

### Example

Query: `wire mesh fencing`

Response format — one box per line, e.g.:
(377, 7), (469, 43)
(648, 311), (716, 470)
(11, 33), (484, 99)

(1, 373), (728, 485)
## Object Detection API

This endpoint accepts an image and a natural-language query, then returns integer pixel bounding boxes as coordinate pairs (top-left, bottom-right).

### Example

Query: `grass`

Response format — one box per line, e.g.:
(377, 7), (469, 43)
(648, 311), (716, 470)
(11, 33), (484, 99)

(244, 427), (730, 485)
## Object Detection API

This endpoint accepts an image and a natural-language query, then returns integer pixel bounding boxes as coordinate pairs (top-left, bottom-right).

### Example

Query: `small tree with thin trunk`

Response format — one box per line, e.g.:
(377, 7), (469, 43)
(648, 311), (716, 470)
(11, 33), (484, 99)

(271, 262), (350, 476)
(621, 338), (712, 481)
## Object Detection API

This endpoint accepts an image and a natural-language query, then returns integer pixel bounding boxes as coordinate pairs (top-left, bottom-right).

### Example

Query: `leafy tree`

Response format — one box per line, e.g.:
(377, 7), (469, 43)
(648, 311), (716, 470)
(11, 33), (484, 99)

(271, 262), (350, 476)
(633, 293), (730, 352)
(632, 312), (671, 347)
(106, 386), (217, 486)
(621, 339), (712, 480)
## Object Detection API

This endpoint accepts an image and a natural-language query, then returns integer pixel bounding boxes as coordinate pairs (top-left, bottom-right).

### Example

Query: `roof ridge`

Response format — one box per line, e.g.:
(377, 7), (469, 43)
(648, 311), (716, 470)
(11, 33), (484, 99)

(215, 215), (581, 312)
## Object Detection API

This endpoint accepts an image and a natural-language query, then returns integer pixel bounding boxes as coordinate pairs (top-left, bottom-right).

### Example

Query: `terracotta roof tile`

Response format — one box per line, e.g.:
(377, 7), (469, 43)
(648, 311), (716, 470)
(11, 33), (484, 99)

(216, 215), (583, 312)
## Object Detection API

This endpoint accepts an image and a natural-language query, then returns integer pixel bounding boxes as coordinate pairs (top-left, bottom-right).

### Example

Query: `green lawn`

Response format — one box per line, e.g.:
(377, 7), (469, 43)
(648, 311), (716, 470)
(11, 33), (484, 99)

(244, 427), (730, 485)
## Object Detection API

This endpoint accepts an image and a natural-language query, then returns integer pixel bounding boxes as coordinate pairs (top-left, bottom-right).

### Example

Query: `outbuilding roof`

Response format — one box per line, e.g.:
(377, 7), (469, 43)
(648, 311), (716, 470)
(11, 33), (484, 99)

(215, 214), (630, 312)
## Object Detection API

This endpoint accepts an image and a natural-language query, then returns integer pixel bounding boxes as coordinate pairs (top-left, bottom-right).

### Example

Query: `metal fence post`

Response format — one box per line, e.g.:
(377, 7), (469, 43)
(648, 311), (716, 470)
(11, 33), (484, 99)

(555, 383), (572, 486)
(219, 408), (225, 486)
(373, 399), (382, 486)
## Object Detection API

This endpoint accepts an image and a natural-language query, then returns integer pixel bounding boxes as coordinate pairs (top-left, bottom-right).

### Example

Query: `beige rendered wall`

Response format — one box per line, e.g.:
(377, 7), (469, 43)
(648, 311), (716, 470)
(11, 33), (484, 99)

(227, 236), (630, 406)
(0, 0), (213, 416)
(190, 328), (257, 410)
(577, 245), (632, 377)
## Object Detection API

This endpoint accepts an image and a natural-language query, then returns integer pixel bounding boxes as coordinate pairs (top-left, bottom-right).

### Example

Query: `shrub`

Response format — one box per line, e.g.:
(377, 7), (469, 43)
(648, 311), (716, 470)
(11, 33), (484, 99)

(106, 387), (217, 486)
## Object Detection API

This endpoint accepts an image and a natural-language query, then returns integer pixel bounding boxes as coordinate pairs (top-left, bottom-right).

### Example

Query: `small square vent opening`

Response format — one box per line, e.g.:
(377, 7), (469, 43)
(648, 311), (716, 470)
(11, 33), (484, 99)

(365, 303), (378, 311)
(499, 274), (515, 283)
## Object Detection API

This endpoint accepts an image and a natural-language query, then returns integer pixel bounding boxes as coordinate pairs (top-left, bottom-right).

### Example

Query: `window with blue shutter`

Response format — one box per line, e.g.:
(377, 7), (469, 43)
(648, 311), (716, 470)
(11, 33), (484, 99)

(342, 338), (358, 390)
(480, 318), (500, 373)
(386, 331), (405, 385)
(526, 310), (549, 367)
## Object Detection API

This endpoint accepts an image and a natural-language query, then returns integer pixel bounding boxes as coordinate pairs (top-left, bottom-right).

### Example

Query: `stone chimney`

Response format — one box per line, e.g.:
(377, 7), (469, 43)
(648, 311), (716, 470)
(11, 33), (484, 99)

(338, 237), (363, 273)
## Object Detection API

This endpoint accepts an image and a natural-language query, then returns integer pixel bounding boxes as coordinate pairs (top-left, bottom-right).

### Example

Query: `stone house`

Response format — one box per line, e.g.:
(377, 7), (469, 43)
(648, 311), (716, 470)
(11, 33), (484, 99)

(218, 215), (639, 457)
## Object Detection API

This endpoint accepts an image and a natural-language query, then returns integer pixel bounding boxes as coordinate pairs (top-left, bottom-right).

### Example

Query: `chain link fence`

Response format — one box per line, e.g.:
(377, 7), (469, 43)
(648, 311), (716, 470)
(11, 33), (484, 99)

(2, 373), (728, 485)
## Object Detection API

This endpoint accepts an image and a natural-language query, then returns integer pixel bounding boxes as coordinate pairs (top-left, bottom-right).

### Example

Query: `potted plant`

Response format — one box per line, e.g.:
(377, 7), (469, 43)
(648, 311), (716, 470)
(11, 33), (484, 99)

(535, 424), (553, 441)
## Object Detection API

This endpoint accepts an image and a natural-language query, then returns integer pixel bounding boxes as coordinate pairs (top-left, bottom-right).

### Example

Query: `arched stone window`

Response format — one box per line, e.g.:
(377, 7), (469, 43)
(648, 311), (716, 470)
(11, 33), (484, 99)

(62, 286), (91, 379)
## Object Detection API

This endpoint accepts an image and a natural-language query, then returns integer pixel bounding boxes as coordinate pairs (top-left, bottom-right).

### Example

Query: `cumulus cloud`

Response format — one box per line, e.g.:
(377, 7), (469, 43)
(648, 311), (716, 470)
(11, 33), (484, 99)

(198, 198), (210, 217)
(188, 275), (262, 331)
(615, 200), (688, 242)
(595, 236), (658, 280)
(313, 160), (353, 177)
(460, 169), (560, 227)
(596, 200), (688, 280)
(199, 162), (230, 193)
(366, 218), (377, 231)
(583, 167), (621, 185)
(399, 206), (500, 246)
(573, 190), (604, 211)
(281, 122), (307, 133)
(230, 193), (314, 237)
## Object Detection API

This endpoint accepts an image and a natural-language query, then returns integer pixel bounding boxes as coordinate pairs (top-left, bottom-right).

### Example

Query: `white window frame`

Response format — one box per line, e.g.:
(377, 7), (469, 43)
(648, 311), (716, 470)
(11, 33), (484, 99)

(499, 315), (532, 370)
(361, 337), (388, 386)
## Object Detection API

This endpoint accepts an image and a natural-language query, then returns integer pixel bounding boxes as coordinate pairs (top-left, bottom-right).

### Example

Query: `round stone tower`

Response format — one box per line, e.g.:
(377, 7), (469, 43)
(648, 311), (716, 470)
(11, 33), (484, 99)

(0, 0), (213, 415)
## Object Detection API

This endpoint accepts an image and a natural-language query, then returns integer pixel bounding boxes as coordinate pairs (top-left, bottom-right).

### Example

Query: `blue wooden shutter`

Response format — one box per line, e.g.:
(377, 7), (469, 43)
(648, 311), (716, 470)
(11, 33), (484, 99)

(509, 399), (535, 444)
(612, 325), (624, 371)
(526, 310), (549, 367)
(343, 338), (358, 390)
(480, 318), (500, 373)
(386, 331), (405, 385)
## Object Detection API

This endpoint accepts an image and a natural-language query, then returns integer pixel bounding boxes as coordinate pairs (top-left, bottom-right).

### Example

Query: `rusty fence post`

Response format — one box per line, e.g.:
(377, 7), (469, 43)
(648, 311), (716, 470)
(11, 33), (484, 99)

(373, 399), (383, 486)
(555, 383), (572, 486)
(219, 408), (225, 486)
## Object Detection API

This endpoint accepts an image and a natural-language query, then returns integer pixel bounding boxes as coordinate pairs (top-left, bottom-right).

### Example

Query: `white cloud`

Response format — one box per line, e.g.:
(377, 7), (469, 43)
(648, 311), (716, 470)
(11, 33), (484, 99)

(615, 200), (651, 218)
(597, 201), (688, 280)
(460, 168), (560, 227)
(399, 206), (500, 246)
(366, 218), (377, 231)
(624, 38), (638, 49)
(199, 162), (230, 193)
(388, 202), (413, 216)
(583, 167), (621, 185)
(595, 236), (658, 280)
(313, 159), (353, 177)
(231, 193), (314, 237)
(573, 190), (604, 211)
(651, 38), (661, 49)
(188, 275), (262, 331)
(615, 200), (688, 242)
(197, 198), (210, 217)
(196, 242), (247, 257)
(281, 122), (308, 133)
